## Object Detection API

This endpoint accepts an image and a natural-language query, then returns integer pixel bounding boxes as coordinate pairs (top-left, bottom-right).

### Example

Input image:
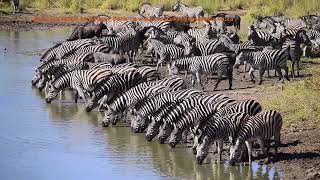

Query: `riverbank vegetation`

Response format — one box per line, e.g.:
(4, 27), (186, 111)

(1, 0), (319, 20)
(262, 58), (320, 127)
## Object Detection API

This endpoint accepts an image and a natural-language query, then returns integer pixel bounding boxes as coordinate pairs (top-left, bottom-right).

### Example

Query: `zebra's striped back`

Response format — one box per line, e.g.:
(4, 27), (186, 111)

(85, 70), (144, 112)
(215, 99), (263, 117)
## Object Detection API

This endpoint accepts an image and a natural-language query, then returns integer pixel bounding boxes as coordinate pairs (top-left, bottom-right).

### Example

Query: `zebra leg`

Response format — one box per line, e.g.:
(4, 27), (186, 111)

(245, 141), (253, 165)
(227, 68), (233, 90)
(258, 69), (265, 85)
(249, 68), (255, 84)
(74, 89), (79, 103)
(257, 138), (269, 164)
(217, 139), (224, 162)
(196, 72), (204, 91)
(291, 60), (295, 78)
(243, 61), (246, 79)
(296, 59), (300, 77)
(191, 73), (196, 88)
(274, 130), (281, 156)
(182, 129), (188, 143)
(275, 67), (283, 81)
(76, 87), (86, 104)
(283, 66), (290, 81)
(267, 70), (271, 79)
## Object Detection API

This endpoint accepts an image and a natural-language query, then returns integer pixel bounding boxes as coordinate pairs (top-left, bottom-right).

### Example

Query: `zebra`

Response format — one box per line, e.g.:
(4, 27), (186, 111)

(173, 2), (204, 18)
(34, 51), (97, 87)
(195, 112), (250, 164)
(173, 32), (196, 47)
(85, 70), (145, 112)
(187, 22), (217, 41)
(40, 39), (96, 63)
(100, 18), (136, 35)
(144, 38), (195, 69)
(248, 25), (276, 47)
(192, 99), (263, 155)
(143, 93), (233, 141)
(45, 68), (113, 104)
(102, 84), (171, 127)
(168, 53), (233, 90)
(103, 28), (149, 62)
(35, 64), (70, 91)
(85, 66), (159, 111)
(283, 19), (307, 30)
(12, 0), (19, 13)
(145, 94), (229, 143)
(144, 27), (174, 43)
(131, 89), (202, 133)
(281, 29), (311, 77)
(136, 16), (172, 33)
(140, 3), (163, 18)
(234, 49), (290, 85)
(229, 110), (283, 165)
(102, 76), (185, 127)
(195, 39), (226, 56)
(159, 94), (237, 145)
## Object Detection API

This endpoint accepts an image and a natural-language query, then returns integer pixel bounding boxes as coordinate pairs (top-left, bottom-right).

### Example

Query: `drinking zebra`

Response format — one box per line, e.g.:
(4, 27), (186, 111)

(45, 68), (113, 103)
(229, 110), (283, 165)
(85, 70), (145, 112)
(131, 89), (202, 133)
(195, 112), (249, 164)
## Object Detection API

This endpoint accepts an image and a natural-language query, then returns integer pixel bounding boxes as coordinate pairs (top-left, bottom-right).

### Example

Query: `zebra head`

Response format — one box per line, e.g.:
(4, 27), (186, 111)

(102, 107), (115, 127)
(45, 83), (59, 103)
(296, 30), (312, 46)
(195, 131), (211, 164)
(85, 92), (99, 112)
(145, 117), (161, 141)
(191, 127), (203, 155)
(173, 2), (182, 12)
(31, 69), (42, 86)
(183, 42), (196, 56)
(132, 113), (149, 133)
(102, 106), (125, 127)
(158, 121), (174, 144)
(229, 138), (245, 165)
(36, 74), (49, 91)
(168, 126), (182, 147)
(168, 61), (179, 75)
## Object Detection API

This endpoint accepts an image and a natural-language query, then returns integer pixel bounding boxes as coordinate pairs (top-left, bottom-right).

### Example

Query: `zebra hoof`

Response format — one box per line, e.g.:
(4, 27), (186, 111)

(101, 121), (109, 127)
(169, 142), (177, 148)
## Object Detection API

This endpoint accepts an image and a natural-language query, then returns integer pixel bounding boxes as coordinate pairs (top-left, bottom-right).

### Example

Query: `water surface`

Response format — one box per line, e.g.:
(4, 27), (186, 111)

(0, 28), (281, 180)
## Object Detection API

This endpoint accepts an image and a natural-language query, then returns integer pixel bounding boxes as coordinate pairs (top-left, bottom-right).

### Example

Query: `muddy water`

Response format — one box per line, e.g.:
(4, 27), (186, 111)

(0, 28), (282, 180)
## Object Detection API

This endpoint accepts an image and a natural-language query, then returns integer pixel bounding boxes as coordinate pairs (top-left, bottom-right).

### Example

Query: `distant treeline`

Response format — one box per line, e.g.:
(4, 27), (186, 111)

(3, 0), (320, 19)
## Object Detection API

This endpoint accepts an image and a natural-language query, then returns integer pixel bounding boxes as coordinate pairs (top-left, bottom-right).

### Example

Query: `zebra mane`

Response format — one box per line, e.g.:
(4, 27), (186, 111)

(40, 42), (62, 60)
(235, 48), (257, 55)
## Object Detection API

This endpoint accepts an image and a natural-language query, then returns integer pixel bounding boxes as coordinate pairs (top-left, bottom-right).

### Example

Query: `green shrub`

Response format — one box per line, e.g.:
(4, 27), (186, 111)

(263, 58), (320, 127)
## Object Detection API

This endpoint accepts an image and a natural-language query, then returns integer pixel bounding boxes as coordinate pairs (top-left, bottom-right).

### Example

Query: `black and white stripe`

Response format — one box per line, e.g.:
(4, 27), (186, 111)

(195, 112), (249, 164)
(45, 68), (112, 103)
(169, 53), (232, 90)
(229, 110), (283, 164)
